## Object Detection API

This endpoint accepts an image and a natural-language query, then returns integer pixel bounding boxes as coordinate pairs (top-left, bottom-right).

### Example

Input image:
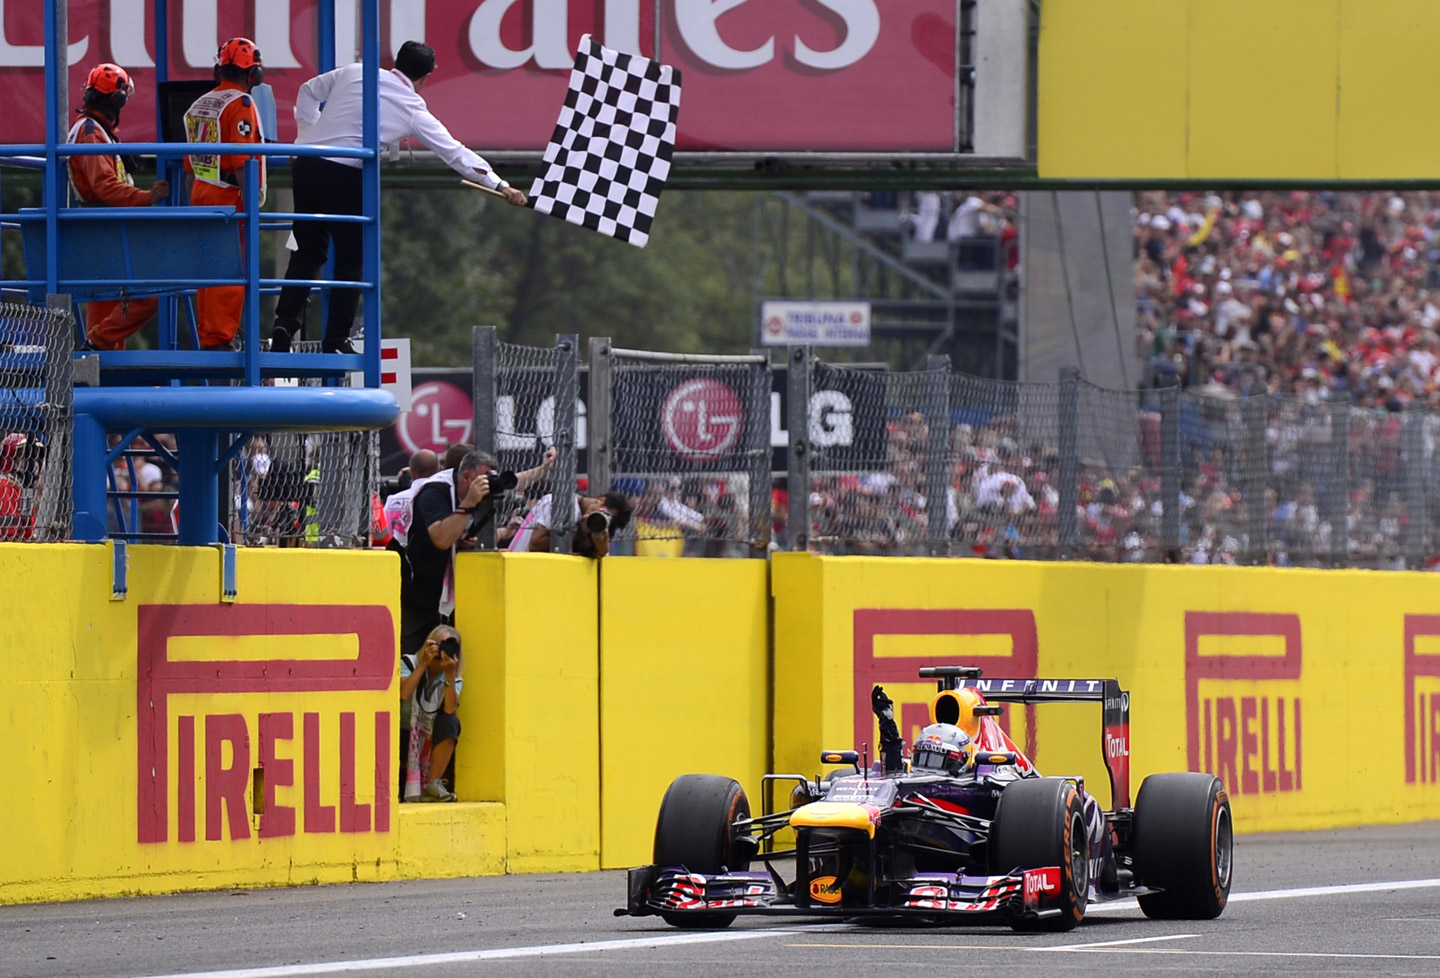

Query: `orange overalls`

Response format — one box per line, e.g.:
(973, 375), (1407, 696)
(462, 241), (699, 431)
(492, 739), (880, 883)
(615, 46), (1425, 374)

(184, 81), (266, 348)
(67, 111), (159, 350)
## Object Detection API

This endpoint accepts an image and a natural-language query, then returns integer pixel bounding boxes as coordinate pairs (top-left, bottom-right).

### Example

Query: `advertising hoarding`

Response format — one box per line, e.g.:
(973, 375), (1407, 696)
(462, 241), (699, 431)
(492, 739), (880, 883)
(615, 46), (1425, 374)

(1, 0), (976, 155)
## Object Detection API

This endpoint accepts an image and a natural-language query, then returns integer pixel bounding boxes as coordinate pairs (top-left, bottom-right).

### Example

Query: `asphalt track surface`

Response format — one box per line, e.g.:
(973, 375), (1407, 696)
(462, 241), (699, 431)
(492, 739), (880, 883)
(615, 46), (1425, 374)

(4, 822), (1439, 978)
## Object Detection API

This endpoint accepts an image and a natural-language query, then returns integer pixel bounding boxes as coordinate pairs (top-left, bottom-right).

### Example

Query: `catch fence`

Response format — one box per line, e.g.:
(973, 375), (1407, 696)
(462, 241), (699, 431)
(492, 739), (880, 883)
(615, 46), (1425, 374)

(0, 299), (72, 541)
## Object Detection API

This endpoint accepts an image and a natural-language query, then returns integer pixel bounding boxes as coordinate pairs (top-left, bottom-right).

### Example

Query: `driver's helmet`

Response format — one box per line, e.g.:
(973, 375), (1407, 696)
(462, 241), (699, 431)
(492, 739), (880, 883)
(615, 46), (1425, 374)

(911, 722), (972, 775)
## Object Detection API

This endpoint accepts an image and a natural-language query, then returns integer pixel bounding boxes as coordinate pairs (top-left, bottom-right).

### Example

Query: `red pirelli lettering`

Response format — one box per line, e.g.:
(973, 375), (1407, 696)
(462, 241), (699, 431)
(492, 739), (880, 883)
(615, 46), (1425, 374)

(136, 603), (394, 844)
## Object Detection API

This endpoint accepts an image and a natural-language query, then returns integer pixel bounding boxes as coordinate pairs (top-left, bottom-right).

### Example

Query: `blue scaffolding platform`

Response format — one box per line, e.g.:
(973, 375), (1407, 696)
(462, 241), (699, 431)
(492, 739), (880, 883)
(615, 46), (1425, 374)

(1, 0), (398, 545)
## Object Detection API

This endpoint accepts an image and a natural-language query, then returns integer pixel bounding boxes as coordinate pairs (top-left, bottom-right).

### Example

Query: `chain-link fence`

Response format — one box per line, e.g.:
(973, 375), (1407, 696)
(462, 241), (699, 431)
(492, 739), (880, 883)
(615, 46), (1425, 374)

(588, 341), (771, 557)
(785, 354), (1440, 569)
(489, 337), (573, 545)
(229, 340), (379, 547)
(0, 300), (72, 541)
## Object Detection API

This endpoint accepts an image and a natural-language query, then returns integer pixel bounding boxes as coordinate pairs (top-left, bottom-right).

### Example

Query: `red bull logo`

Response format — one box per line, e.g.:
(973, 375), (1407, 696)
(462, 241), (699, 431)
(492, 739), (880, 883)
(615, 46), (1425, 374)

(1404, 615), (1440, 785)
(1186, 612), (1303, 796)
(852, 609), (1038, 757)
(136, 604), (396, 844)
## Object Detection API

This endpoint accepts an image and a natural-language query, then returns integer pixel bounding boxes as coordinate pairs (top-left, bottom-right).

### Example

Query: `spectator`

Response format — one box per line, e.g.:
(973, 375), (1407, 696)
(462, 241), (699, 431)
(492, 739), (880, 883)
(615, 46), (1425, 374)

(399, 625), (462, 803)
(509, 490), (632, 557)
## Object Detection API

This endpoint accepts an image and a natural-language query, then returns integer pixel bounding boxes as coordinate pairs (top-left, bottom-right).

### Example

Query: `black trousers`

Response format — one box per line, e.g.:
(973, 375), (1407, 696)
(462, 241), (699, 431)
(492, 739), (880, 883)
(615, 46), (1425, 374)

(274, 156), (364, 345)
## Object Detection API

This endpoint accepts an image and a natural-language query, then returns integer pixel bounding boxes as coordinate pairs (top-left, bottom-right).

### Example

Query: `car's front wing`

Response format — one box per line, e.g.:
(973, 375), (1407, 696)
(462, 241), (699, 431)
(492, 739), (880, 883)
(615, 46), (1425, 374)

(617, 864), (1068, 922)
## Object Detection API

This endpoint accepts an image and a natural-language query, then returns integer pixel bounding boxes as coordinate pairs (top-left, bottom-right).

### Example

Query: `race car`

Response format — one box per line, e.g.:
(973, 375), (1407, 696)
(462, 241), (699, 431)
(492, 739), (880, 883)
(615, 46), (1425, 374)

(618, 665), (1232, 932)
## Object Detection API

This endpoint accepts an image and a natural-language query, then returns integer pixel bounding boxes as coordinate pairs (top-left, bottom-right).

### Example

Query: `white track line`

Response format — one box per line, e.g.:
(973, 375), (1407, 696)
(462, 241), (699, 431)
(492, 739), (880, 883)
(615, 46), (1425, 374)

(1087, 875), (1440, 915)
(1045, 933), (1197, 951)
(132, 930), (797, 978)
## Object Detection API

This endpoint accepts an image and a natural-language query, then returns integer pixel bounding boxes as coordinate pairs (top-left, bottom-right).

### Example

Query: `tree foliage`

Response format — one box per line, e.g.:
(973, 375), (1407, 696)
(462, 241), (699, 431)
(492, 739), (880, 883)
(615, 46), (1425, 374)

(380, 188), (759, 365)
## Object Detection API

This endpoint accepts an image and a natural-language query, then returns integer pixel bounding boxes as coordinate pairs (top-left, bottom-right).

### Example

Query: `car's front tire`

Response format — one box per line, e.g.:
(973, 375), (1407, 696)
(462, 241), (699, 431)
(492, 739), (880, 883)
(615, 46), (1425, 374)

(989, 777), (1089, 932)
(1133, 772), (1233, 919)
(653, 774), (751, 928)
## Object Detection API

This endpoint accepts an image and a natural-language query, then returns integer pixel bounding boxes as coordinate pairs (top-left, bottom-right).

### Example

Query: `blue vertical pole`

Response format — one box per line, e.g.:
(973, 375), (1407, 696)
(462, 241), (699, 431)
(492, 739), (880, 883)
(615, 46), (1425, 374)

(244, 158), (261, 385)
(154, 0), (179, 349)
(361, 0), (381, 388)
(42, 0), (60, 298)
(72, 414), (109, 542)
(318, 0), (337, 72)
(176, 430), (220, 545)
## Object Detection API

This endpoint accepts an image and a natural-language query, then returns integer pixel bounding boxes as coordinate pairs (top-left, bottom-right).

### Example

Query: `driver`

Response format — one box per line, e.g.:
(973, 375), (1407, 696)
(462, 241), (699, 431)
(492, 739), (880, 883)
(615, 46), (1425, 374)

(910, 723), (973, 776)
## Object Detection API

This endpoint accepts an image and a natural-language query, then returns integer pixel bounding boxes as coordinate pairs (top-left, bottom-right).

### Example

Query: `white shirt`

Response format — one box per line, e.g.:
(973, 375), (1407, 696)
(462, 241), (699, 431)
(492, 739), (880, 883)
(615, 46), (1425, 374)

(294, 64), (503, 187)
(947, 196), (985, 241)
(507, 493), (581, 553)
(384, 469), (453, 549)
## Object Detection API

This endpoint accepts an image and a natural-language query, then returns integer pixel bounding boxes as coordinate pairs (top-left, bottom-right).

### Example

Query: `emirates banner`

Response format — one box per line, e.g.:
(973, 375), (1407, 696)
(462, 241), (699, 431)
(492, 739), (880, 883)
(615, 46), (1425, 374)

(1, 0), (960, 152)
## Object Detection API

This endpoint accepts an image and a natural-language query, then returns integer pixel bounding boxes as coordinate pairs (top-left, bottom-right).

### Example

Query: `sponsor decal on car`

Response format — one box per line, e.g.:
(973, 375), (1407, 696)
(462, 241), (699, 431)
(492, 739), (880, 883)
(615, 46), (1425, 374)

(809, 876), (843, 904)
(1022, 866), (1061, 908)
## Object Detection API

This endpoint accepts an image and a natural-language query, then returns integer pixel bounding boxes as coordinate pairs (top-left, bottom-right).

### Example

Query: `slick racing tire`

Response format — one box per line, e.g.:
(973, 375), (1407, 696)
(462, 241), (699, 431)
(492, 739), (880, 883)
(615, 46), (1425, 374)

(653, 774), (751, 928)
(989, 777), (1089, 932)
(1133, 772), (1233, 920)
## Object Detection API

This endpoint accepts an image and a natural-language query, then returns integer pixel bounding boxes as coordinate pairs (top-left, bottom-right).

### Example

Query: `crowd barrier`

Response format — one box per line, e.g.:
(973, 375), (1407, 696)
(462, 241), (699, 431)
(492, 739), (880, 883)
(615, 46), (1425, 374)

(7, 543), (1440, 904)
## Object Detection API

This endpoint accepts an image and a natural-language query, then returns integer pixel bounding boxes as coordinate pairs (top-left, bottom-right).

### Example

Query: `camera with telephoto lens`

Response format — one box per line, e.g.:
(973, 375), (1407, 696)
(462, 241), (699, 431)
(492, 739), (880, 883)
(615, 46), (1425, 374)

(485, 470), (518, 494)
(584, 509), (612, 535)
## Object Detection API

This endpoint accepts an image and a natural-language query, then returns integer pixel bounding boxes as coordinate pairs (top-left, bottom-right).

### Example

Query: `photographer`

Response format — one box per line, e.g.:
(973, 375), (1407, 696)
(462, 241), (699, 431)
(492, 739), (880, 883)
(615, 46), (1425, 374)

(399, 452), (492, 658)
(509, 490), (633, 557)
(399, 625), (463, 803)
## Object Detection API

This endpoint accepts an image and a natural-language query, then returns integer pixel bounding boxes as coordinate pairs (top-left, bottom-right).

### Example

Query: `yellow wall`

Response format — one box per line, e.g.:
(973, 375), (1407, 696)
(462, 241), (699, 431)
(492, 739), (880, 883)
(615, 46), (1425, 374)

(11, 539), (1439, 906)
(597, 558), (770, 869)
(1039, 0), (1440, 180)
(0, 544), (405, 904)
(772, 554), (1440, 832)
(453, 552), (601, 873)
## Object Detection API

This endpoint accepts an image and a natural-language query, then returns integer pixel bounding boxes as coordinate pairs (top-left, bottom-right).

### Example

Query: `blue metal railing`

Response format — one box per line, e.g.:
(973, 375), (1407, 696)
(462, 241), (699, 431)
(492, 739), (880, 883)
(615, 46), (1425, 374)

(0, 0), (398, 545)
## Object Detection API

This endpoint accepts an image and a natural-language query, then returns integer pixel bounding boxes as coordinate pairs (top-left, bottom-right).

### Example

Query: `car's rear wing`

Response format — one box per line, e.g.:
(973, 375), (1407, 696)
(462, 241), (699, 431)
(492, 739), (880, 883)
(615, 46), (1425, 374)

(918, 666), (1132, 808)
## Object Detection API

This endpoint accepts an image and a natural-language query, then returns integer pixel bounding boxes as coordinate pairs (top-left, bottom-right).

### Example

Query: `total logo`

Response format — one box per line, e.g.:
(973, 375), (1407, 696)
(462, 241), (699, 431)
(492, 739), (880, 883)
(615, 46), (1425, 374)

(1104, 730), (1129, 759)
(1022, 866), (1060, 906)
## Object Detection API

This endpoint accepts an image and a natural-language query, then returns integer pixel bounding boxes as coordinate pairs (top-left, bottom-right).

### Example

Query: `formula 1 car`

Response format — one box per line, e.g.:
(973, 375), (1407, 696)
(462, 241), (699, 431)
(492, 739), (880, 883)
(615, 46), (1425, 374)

(618, 666), (1232, 931)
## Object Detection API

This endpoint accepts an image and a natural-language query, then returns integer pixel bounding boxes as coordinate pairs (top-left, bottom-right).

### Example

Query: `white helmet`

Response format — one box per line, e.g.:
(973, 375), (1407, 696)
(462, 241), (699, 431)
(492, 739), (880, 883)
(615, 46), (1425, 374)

(911, 723), (972, 775)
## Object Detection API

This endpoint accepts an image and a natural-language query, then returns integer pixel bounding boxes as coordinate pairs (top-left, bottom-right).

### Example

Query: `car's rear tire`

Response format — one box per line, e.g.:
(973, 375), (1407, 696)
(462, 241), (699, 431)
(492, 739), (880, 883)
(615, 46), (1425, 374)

(1133, 772), (1232, 920)
(989, 777), (1089, 932)
(653, 774), (751, 928)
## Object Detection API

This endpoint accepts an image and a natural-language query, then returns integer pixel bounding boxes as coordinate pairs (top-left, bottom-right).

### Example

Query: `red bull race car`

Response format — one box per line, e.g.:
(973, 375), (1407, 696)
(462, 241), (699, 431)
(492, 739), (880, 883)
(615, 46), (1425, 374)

(618, 665), (1232, 932)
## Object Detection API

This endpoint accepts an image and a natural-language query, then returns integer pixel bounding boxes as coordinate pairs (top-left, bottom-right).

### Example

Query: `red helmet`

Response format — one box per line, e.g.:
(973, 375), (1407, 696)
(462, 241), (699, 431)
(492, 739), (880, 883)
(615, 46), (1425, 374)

(85, 63), (135, 97)
(216, 37), (263, 70)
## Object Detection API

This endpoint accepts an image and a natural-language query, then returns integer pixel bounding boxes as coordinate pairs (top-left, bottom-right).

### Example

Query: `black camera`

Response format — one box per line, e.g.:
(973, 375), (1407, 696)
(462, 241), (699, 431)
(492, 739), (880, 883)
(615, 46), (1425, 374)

(436, 636), (460, 659)
(485, 470), (518, 494)
(584, 509), (612, 535)
(464, 471), (516, 538)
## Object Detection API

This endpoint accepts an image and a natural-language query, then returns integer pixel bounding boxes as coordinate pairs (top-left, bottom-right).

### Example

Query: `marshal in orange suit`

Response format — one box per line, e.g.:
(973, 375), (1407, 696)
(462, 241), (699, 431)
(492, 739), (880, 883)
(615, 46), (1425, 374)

(183, 37), (267, 350)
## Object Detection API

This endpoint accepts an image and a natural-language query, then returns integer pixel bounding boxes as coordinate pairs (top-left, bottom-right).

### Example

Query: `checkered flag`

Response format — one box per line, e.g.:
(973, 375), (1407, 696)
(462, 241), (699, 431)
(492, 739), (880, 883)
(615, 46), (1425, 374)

(527, 35), (681, 248)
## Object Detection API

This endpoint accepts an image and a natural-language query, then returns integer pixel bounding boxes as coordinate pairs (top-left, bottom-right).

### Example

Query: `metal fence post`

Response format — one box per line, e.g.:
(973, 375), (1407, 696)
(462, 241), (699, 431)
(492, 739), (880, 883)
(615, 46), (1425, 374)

(925, 354), (952, 555)
(787, 346), (811, 551)
(1057, 366), (1080, 560)
(551, 333), (579, 553)
(41, 293), (75, 540)
(1327, 393), (1350, 568)
(471, 325), (498, 550)
(588, 336), (613, 498)
(1242, 386), (1268, 566)
(1159, 385), (1181, 561)
(748, 350), (773, 555)
(1404, 398), (1428, 569)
